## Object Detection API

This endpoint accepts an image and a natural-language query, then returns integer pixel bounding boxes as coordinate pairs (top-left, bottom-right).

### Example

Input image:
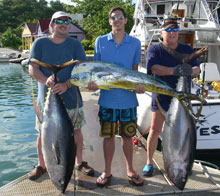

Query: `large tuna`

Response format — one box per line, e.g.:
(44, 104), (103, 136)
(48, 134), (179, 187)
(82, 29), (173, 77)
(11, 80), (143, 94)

(31, 58), (77, 193)
(162, 76), (196, 190)
(41, 87), (76, 193)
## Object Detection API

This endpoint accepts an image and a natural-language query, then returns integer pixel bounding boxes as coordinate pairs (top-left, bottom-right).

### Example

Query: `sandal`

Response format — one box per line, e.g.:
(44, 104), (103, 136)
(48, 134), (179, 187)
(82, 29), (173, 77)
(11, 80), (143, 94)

(128, 175), (143, 186)
(75, 161), (94, 176)
(28, 165), (46, 181)
(96, 174), (112, 187)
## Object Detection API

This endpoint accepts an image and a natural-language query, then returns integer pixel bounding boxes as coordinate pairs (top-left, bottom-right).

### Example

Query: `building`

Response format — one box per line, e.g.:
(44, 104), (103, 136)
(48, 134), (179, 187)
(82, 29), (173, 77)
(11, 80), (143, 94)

(22, 19), (85, 51)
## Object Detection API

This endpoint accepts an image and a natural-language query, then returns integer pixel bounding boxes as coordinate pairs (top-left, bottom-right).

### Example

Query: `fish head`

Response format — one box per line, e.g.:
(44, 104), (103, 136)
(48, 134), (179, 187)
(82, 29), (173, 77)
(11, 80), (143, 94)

(48, 165), (69, 193)
(70, 72), (92, 87)
(167, 161), (188, 190)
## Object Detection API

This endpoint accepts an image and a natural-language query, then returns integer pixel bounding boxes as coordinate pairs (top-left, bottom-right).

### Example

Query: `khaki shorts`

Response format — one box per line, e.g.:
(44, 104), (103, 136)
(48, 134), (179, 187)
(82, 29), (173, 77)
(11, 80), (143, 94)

(35, 107), (86, 132)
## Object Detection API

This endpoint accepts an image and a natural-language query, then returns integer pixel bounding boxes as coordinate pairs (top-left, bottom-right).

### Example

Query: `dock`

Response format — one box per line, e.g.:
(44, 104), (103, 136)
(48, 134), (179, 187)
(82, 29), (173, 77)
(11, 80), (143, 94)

(1, 91), (220, 196)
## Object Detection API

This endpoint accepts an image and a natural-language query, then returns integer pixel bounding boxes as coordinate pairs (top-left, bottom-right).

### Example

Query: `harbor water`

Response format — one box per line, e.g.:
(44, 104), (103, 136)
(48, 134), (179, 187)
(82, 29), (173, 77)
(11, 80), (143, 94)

(0, 63), (38, 187)
(0, 62), (220, 189)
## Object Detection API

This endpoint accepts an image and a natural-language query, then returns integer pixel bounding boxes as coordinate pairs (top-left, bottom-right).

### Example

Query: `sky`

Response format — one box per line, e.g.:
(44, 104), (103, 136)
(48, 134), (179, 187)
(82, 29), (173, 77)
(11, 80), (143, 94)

(46, 0), (75, 5)
(47, 0), (136, 5)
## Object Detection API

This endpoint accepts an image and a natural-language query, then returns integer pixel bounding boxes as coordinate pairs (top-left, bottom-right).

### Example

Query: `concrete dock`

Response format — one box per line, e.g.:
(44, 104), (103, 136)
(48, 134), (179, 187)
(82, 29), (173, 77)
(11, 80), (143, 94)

(0, 91), (220, 196)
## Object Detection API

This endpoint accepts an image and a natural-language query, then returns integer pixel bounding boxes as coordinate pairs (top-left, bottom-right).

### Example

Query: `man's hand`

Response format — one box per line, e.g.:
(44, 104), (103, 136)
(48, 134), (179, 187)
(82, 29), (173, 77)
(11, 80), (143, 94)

(173, 63), (193, 76)
(45, 75), (55, 87)
(88, 81), (99, 91)
(52, 83), (68, 95)
(135, 84), (145, 94)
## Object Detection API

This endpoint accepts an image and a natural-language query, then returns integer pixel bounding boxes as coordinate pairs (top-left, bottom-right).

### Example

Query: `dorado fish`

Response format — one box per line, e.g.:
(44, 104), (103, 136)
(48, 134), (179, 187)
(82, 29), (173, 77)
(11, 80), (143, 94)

(70, 61), (206, 105)
(162, 76), (196, 190)
(31, 58), (77, 193)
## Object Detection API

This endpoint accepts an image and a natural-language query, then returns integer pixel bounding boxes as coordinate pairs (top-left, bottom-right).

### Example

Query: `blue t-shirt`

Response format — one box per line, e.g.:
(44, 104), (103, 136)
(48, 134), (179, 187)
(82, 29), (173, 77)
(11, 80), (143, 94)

(94, 32), (141, 109)
(29, 36), (86, 110)
(146, 43), (199, 111)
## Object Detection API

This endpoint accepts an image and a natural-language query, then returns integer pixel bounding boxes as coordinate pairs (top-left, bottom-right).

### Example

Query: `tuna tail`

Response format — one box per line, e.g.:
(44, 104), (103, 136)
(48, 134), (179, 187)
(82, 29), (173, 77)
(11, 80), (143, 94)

(30, 58), (79, 122)
(176, 92), (207, 123)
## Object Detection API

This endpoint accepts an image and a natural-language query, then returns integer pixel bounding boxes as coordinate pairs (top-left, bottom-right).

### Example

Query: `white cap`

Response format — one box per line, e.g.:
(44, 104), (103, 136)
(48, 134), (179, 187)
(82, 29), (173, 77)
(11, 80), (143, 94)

(51, 11), (72, 22)
(49, 11), (72, 32)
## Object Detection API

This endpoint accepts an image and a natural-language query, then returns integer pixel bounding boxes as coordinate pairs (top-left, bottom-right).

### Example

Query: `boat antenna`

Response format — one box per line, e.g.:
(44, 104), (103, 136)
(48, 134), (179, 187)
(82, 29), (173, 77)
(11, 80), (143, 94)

(175, 0), (180, 18)
(189, 0), (197, 19)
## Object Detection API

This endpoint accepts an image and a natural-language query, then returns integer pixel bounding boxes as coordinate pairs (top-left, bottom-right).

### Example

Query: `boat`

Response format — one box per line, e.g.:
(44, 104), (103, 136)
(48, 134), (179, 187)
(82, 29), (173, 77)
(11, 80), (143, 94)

(130, 0), (220, 154)
(0, 52), (17, 63)
(0, 52), (10, 62)
(9, 57), (27, 64)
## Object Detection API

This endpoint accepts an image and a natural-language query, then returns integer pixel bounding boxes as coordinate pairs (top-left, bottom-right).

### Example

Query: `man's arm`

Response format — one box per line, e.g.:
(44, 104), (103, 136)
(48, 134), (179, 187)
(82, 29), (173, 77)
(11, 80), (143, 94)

(151, 64), (174, 76)
(29, 62), (47, 85)
(29, 62), (54, 87)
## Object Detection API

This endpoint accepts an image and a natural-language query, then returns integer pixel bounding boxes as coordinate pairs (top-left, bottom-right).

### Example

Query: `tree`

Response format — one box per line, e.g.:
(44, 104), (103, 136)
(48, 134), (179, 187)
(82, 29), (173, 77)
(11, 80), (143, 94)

(67, 0), (134, 40)
(0, 0), (66, 33)
(0, 28), (22, 49)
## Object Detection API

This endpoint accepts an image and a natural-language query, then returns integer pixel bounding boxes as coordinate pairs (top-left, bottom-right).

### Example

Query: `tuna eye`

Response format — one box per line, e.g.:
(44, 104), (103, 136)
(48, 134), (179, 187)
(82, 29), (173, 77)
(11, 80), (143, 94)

(59, 179), (64, 185)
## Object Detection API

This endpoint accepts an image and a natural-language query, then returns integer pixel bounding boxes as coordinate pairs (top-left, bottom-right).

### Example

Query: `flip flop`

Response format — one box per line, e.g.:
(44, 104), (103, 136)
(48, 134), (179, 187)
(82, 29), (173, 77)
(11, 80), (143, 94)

(96, 174), (112, 187)
(128, 175), (143, 186)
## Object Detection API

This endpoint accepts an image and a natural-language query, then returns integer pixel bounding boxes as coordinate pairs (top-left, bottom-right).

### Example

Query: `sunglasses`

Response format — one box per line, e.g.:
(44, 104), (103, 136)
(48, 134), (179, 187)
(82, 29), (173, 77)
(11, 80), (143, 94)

(164, 28), (179, 32)
(54, 19), (70, 25)
(110, 14), (124, 21)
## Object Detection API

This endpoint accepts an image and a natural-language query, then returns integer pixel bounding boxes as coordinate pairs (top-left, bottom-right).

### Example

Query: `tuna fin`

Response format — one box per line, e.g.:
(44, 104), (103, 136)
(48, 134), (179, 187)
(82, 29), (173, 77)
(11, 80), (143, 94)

(31, 78), (43, 123)
(30, 58), (53, 70)
(52, 143), (61, 165)
(60, 59), (79, 68)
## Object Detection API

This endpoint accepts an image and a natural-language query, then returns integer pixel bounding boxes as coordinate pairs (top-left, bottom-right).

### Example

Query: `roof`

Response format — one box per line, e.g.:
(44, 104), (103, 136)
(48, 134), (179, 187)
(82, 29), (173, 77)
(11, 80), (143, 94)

(26, 23), (37, 34)
(38, 19), (50, 33)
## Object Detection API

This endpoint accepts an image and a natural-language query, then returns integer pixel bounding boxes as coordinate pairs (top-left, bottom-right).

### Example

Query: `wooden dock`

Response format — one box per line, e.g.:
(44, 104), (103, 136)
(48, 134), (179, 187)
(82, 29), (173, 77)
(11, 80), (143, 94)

(1, 91), (220, 196)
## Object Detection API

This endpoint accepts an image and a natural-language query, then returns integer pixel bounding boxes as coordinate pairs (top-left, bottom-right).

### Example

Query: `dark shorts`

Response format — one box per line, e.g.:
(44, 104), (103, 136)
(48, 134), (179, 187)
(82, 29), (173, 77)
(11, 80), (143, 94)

(151, 93), (172, 112)
(98, 106), (137, 138)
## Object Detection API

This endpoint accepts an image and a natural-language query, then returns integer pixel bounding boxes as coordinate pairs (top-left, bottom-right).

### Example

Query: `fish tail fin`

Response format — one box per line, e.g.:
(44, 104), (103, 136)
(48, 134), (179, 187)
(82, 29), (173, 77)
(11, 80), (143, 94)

(31, 78), (43, 123)
(178, 92), (207, 104)
(178, 93), (205, 124)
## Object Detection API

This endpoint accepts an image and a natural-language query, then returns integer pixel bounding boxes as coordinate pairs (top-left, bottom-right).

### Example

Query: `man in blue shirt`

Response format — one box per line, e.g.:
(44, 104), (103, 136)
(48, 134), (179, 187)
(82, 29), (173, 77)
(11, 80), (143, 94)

(142, 17), (200, 177)
(28, 11), (94, 180)
(88, 7), (144, 187)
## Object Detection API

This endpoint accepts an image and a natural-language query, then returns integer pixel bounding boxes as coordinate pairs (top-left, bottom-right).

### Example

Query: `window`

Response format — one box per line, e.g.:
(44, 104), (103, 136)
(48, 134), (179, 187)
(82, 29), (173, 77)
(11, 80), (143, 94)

(157, 5), (165, 15)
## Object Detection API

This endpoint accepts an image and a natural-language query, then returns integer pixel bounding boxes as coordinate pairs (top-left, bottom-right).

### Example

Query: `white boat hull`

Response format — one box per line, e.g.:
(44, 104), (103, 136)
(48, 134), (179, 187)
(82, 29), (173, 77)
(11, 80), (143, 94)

(137, 94), (220, 151)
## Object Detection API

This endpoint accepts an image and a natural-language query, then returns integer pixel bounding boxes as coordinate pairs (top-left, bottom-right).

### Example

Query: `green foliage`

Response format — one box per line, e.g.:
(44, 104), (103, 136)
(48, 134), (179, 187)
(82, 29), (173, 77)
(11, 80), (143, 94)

(0, 0), (66, 33)
(0, 28), (22, 49)
(81, 39), (93, 51)
(68, 0), (134, 40)
(85, 50), (94, 55)
(0, 0), (135, 50)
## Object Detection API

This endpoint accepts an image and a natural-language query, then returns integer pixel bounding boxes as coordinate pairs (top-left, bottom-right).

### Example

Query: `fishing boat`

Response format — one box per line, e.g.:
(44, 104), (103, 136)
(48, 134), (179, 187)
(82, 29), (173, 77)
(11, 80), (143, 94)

(130, 0), (220, 154)
(0, 52), (17, 62)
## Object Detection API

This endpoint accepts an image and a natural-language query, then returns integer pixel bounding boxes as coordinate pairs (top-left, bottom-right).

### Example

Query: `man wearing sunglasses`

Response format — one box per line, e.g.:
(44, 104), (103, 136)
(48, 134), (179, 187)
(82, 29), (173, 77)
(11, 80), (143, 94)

(88, 7), (144, 187)
(142, 17), (200, 177)
(28, 11), (94, 180)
